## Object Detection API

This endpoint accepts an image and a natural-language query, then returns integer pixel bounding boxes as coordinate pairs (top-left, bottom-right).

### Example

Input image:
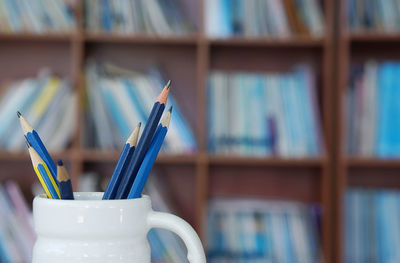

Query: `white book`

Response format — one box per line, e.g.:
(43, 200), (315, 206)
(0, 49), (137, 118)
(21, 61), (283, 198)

(35, 80), (70, 150)
(360, 62), (377, 156)
(268, 0), (291, 37)
(18, 0), (42, 32)
(86, 65), (115, 149)
(141, 0), (172, 35)
(121, 0), (134, 33)
(0, 81), (32, 142)
(0, 188), (25, 262)
(306, 0), (325, 36)
(205, 0), (220, 38)
(47, 93), (77, 151)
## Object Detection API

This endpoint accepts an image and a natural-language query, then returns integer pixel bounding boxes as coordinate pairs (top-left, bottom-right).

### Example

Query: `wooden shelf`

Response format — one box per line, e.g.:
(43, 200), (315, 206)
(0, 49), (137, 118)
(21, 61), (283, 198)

(346, 157), (400, 167)
(209, 36), (325, 47)
(84, 33), (199, 45)
(81, 150), (198, 164)
(347, 32), (400, 42)
(209, 155), (326, 167)
(0, 150), (73, 161)
(0, 33), (75, 42)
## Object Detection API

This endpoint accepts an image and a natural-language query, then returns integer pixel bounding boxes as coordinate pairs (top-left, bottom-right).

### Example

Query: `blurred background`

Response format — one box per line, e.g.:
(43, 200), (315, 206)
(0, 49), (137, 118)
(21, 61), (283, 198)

(0, 0), (399, 262)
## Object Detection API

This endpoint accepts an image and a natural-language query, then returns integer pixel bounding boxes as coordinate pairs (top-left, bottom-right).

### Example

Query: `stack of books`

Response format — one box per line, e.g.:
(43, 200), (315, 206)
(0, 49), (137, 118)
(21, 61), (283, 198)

(0, 0), (76, 34)
(345, 189), (400, 263)
(0, 70), (76, 151)
(208, 66), (322, 157)
(84, 62), (197, 153)
(0, 181), (35, 263)
(346, 61), (400, 157)
(347, 0), (400, 33)
(84, 0), (194, 35)
(207, 198), (322, 262)
(205, 0), (324, 38)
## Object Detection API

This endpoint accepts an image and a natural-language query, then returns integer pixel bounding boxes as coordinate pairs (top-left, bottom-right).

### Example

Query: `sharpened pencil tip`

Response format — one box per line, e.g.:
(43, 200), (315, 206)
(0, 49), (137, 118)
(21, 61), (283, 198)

(17, 111), (21, 118)
(57, 160), (63, 166)
(166, 80), (171, 90)
(138, 122), (142, 127)
(168, 106), (173, 113)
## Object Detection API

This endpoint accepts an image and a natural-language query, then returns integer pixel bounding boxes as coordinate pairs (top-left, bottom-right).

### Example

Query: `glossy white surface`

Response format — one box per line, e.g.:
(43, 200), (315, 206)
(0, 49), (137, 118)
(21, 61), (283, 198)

(32, 192), (206, 263)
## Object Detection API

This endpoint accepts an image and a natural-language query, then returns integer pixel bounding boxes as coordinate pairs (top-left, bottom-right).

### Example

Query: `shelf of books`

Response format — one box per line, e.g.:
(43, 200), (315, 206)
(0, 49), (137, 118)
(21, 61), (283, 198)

(0, 0), (335, 262)
(336, 0), (400, 262)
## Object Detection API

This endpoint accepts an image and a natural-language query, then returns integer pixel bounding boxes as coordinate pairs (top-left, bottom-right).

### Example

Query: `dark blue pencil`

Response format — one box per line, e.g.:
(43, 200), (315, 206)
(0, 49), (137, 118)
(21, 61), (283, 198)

(103, 122), (141, 200)
(128, 107), (171, 199)
(18, 111), (57, 182)
(56, 160), (74, 200)
(115, 80), (171, 199)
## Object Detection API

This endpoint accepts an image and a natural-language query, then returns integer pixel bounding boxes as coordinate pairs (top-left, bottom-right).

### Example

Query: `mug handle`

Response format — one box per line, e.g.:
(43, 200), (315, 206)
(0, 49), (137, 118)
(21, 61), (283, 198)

(147, 211), (206, 263)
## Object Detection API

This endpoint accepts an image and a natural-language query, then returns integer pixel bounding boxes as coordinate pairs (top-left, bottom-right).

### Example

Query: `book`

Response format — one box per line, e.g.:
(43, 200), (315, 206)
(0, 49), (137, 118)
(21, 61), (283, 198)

(0, 0), (76, 34)
(84, 62), (197, 153)
(84, 0), (195, 36)
(0, 70), (76, 152)
(206, 198), (322, 262)
(205, 0), (325, 38)
(345, 188), (400, 262)
(347, 0), (400, 32)
(208, 66), (322, 157)
(0, 181), (35, 263)
(346, 61), (400, 157)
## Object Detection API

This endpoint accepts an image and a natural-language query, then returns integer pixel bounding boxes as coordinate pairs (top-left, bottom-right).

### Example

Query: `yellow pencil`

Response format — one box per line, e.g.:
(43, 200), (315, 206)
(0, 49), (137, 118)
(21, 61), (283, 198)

(26, 141), (60, 199)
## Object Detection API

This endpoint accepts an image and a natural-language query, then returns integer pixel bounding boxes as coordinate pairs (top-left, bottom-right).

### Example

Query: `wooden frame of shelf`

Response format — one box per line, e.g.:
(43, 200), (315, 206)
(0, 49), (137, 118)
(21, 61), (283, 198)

(0, 0), (335, 261)
(334, 0), (400, 262)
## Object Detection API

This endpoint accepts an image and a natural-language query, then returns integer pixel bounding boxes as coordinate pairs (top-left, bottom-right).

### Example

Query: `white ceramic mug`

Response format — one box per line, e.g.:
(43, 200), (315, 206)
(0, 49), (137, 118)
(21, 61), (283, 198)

(32, 192), (206, 263)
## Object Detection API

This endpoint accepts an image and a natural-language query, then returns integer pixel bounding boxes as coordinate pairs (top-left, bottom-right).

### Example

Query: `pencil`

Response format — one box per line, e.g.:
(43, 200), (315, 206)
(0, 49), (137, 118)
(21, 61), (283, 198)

(56, 160), (74, 200)
(127, 107), (172, 199)
(18, 111), (57, 182)
(103, 122), (141, 200)
(115, 80), (171, 199)
(26, 141), (60, 199)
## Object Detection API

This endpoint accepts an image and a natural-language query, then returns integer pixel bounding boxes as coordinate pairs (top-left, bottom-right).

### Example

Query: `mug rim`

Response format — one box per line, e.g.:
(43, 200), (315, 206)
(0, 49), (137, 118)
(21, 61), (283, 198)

(35, 192), (150, 203)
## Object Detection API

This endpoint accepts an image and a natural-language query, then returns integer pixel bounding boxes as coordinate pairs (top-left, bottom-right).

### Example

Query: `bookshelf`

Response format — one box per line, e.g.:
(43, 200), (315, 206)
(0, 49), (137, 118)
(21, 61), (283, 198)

(0, 0), (335, 262)
(335, 0), (400, 262)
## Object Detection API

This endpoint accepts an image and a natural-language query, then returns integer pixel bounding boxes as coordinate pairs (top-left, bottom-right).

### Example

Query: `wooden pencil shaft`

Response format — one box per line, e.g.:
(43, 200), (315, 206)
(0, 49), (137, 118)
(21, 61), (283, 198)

(128, 125), (167, 199)
(115, 102), (165, 199)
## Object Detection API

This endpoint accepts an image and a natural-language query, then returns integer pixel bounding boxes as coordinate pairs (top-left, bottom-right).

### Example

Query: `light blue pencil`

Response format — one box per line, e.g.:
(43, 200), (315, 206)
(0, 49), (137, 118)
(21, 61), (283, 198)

(103, 122), (141, 200)
(127, 107), (171, 199)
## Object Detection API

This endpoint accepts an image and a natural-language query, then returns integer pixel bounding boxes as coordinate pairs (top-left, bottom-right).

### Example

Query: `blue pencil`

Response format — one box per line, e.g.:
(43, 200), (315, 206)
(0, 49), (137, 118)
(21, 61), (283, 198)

(103, 122), (141, 200)
(115, 80), (171, 199)
(26, 141), (60, 199)
(56, 160), (74, 200)
(128, 107), (171, 199)
(18, 111), (57, 182)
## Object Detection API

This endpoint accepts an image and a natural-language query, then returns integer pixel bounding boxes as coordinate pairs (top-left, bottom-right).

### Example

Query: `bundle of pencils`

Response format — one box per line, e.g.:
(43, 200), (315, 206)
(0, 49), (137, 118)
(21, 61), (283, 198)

(22, 80), (173, 200)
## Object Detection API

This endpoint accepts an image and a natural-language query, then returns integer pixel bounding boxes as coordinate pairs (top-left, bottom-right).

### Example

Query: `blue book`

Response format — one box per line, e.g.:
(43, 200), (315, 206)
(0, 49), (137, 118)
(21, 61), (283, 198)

(377, 63), (394, 157)
(101, 0), (112, 31)
(98, 82), (128, 140)
(220, 0), (232, 37)
(283, 213), (294, 263)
